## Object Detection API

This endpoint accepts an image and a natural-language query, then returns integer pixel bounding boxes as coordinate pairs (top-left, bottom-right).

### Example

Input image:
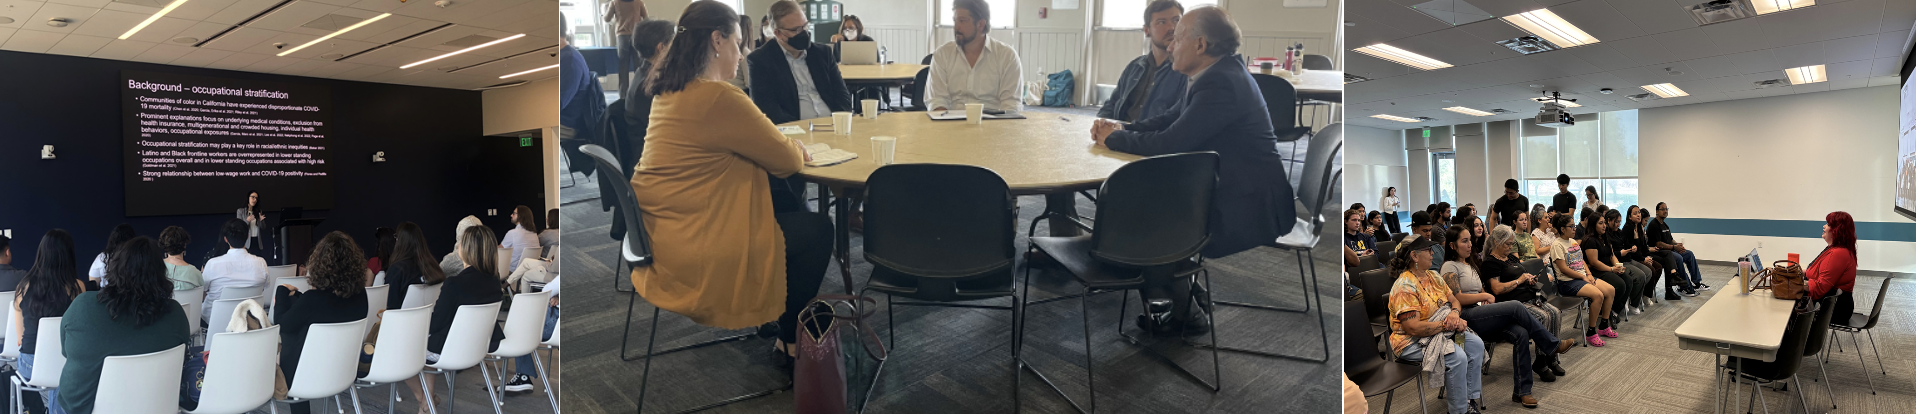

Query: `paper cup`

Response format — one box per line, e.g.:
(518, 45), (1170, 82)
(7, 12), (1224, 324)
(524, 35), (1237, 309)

(861, 99), (879, 119)
(965, 103), (984, 124)
(832, 112), (853, 135)
(870, 136), (897, 165)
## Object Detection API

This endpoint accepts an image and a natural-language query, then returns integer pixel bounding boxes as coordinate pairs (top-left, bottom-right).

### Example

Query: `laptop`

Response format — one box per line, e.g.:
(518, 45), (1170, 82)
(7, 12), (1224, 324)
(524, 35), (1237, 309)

(839, 41), (879, 65)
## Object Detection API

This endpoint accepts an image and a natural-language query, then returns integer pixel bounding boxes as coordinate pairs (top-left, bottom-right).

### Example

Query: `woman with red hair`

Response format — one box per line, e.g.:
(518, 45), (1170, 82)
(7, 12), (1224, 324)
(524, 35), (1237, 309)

(1807, 211), (1858, 319)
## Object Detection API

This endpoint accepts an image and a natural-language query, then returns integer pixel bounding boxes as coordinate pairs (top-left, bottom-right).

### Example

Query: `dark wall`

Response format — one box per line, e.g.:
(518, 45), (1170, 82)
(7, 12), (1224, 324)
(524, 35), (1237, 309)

(0, 50), (546, 270)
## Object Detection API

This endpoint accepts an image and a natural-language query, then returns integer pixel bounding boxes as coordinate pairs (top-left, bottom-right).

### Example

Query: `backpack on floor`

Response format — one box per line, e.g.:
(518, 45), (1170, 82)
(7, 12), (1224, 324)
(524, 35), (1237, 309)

(1042, 70), (1075, 107)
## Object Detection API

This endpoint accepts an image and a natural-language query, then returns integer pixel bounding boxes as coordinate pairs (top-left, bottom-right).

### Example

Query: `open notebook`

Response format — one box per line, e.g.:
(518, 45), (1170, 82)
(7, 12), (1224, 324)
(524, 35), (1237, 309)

(926, 110), (1027, 121)
(803, 143), (858, 167)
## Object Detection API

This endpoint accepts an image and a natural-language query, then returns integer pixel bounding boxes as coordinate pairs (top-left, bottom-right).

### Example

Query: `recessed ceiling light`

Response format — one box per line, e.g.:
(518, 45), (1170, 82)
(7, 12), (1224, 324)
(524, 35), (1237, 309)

(1353, 44), (1453, 71)
(1641, 83), (1689, 98)
(402, 33), (526, 69)
(1502, 9), (1599, 48)
(1751, 0), (1813, 15)
(500, 64), (559, 79)
(278, 13), (391, 56)
(1784, 64), (1826, 84)
(1372, 114), (1422, 123)
(120, 0), (189, 39)
(1443, 106), (1495, 116)
(1530, 96), (1582, 107)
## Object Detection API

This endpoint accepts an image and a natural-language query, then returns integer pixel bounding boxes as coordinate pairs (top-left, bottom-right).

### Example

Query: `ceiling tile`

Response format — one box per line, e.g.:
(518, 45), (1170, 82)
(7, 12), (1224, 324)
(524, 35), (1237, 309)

(199, 26), (277, 51)
(1791, 80), (1830, 93)
(1608, 61), (1702, 85)
(246, 1), (341, 35)
(1699, 15), (1782, 55)
(129, 42), (192, 63)
(1884, 0), (1916, 33)
(1760, 0), (1886, 47)
(0, 27), (14, 44)
(1562, 42), (1641, 71)
(45, 0), (109, 8)
(1604, 0), (1697, 36)
(204, 50), (267, 69)
(1547, 0), (1648, 42)
(1868, 75), (1900, 87)
(1350, 0), (1456, 38)
(1392, 27), (1524, 67)
(1827, 77), (1869, 90)
(1460, 0), (1548, 17)
(166, 0), (240, 22)
(1808, 34), (1881, 65)
(1, 27), (61, 51)
(1605, 28), (1705, 66)
(90, 38), (153, 59)
(44, 32), (106, 55)
(1872, 30), (1910, 59)
(272, 57), (330, 75)
(1455, 14), (1528, 42)
(1678, 49), (1780, 78)
(205, 0), (281, 25)
(167, 47), (232, 66)
(0, 0), (47, 30)
(1823, 58), (1876, 81)
(68, 8), (144, 39)
(122, 15), (197, 43)
(1870, 56), (1901, 76)
(241, 55), (300, 72)
(22, 3), (99, 34)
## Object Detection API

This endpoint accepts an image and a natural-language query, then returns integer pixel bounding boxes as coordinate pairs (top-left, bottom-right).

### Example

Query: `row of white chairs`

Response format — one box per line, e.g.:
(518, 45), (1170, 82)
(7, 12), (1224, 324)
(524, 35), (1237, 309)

(0, 285), (557, 414)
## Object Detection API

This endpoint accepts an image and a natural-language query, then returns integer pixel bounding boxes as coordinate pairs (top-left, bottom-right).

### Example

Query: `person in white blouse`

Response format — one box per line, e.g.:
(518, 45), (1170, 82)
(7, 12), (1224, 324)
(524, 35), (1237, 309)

(88, 224), (136, 286)
(501, 205), (543, 273)
(202, 219), (268, 307)
(924, 0), (1023, 113)
(1381, 187), (1401, 234)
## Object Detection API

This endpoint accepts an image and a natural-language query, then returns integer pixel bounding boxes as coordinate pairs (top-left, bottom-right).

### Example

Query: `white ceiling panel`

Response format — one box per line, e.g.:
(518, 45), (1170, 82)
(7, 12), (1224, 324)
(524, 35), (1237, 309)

(1697, 15), (1783, 56)
(68, 8), (142, 38)
(0, 1), (48, 30)
(1562, 42), (1641, 71)
(241, 54), (301, 72)
(1883, 0), (1916, 33)
(1678, 49), (1780, 79)
(270, 57), (329, 75)
(44, 32), (107, 55)
(2, 27), (62, 51)
(90, 38), (153, 58)
(247, 1), (342, 35)
(201, 26), (278, 50)
(129, 42), (192, 63)
(204, 50), (268, 69)
(166, 0), (241, 22)
(46, 0), (109, 9)
(1547, 0), (1649, 42)
(1603, 0), (1695, 35)
(22, 3), (100, 34)
(1871, 30), (1910, 59)
(1459, 0), (1549, 17)
(1827, 77), (1870, 90)
(167, 46), (232, 66)
(203, 0), (281, 25)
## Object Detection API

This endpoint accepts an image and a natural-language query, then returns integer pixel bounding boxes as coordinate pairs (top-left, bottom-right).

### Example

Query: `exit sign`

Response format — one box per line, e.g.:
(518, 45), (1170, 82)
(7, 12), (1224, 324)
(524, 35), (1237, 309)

(520, 137), (532, 147)
(1422, 129), (1430, 138)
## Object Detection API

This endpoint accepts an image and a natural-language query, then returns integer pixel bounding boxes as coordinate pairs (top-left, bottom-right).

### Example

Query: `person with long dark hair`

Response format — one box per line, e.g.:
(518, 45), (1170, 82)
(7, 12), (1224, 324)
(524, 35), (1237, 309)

(159, 226), (204, 291)
(632, 0), (833, 366)
(240, 190), (265, 254)
(1381, 187), (1401, 233)
(540, 209), (561, 259)
(1539, 213), (1612, 346)
(622, 18), (679, 139)
(1610, 207), (1655, 312)
(1367, 211), (1391, 242)
(86, 224), (135, 286)
(12, 230), (86, 414)
(383, 221), (448, 410)
(369, 227), (395, 276)
(274, 232), (370, 414)
(59, 236), (191, 413)
(1808, 212), (1859, 321)
(1581, 209), (1631, 336)
(502, 205), (543, 273)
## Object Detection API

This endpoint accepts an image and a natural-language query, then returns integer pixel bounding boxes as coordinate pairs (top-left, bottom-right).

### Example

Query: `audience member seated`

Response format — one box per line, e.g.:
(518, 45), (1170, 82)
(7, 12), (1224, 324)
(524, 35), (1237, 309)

(1367, 211), (1391, 243)
(12, 229), (85, 414)
(1609, 208), (1653, 313)
(502, 205), (543, 272)
(59, 236), (191, 413)
(274, 232), (371, 414)
(541, 209), (561, 259)
(0, 235), (23, 292)
(429, 226), (509, 361)
(1511, 212), (1539, 263)
(385, 222), (446, 311)
(441, 216), (484, 277)
(1096, 0), (1187, 122)
(925, 0), (1023, 112)
(1411, 211), (1442, 271)
(158, 226), (203, 291)
(1344, 209), (1376, 256)
(1581, 186), (1603, 220)
(1481, 226), (1573, 388)
(504, 273), (561, 393)
(1580, 210), (1629, 336)
(204, 218), (268, 306)
(750, 0), (855, 125)
(632, 1), (834, 365)
(830, 14), (876, 59)
(1442, 226), (1572, 408)
(1538, 212), (1611, 346)
(368, 227), (395, 276)
(1385, 235), (1485, 414)
(621, 19), (679, 139)
(1648, 202), (1703, 295)
(88, 224), (135, 286)
(1807, 212), (1858, 321)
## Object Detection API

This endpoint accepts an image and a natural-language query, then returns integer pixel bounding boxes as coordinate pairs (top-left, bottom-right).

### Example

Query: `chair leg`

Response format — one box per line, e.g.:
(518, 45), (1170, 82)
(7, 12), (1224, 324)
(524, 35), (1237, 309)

(334, 394), (346, 414)
(350, 387), (365, 414)
(446, 370), (457, 414)
(533, 351), (559, 413)
(420, 372), (439, 414)
(1866, 329), (1884, 375)
(1815, 352), (1835, 408)
(1080, 287), (1098, 414)
(1416, 373), (1428, 414)
(390, 382), (399, 414)
(1853, 332), (1876, 395)
(637, 307), (661, 414)
(479, 360), (505, 414)
(1794, 376), (1809, 414)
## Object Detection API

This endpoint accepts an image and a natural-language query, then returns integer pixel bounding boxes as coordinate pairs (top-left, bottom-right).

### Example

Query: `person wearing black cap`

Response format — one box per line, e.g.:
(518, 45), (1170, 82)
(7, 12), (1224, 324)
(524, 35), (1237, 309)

(1412, 211), (1444, 271)
(1384, 233), (1486, 414)
(1550, 174), (1577, 215)
(1492, 179), (1530, 228)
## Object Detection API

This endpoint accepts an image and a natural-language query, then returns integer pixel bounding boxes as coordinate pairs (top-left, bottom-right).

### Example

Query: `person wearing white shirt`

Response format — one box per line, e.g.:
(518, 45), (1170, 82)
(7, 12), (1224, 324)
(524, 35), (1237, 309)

(88, 224), (137, 287)
(501, 206), (543, 272)
(202, 219), (268, 307)
(1381, 187), (1402, 234)
(540, 209), (560, 259)
(924, 0), (1023, 113)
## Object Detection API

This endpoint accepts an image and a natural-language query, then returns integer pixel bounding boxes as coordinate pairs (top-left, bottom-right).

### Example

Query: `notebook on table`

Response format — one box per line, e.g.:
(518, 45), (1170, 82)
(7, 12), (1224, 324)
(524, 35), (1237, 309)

(926, 109), (1027, 121)
(802, 143), (858, 167)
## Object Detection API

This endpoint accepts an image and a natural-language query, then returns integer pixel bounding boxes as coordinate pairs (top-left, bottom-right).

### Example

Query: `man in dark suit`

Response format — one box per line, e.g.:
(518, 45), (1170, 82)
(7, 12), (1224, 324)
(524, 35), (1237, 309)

(1092, 6), (1290, 337)
(749, 0), (855, 125)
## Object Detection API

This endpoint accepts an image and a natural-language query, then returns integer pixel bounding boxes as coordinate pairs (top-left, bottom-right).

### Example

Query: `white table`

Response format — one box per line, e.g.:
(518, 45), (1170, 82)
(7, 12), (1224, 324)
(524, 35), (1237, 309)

(1250, 67), (1342, 102)
(1673, 289), (1797, 414)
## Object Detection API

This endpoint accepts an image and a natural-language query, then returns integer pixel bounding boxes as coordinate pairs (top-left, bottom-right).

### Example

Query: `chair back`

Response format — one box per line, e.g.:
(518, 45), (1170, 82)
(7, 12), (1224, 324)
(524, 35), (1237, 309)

(492, 292), (551, 358)
(1861, 278), (1890, 329)
(0, 291), (12, 350)
(862, 164), (1016, 300)
(1090, 152), (1220, 267)
(1249, 73), (1298, 128)
(1376, 240), (1396, 267)
(26, 317), (63, 387)
(1355, 254), (1379, 274)
(543, 319), (561, 347)
(429, 302), (502, 371)
(95, 344), (186, 413)
(401, 283), (443, 308)
(192, 326), (280, 414)
(1521, 258), (1553, 295)
(220, 285), (265, 303)
(1392, 232), (1407, 243)
(1, 298), (18, 360)
(267, 265), (297, 280)
(581, 144), (653, 268)
(286, 318), (371, 400)
(1343, 300), (1386, 374)
(279, 277), (311, 292)
(1805, 291), (1838, 356)
(1760, 296), (1821, 381)
(1301, 54), (1334, 70)
(1356, 269), (1393, 326)
(374, 271), (387, 286)
(496, 246), (514, 277)
(362, 305), (432, 384)
(364, 284), (391, 324)
(172, 287), (205, 308)
(204, 295), (261, 350)
(1296, 124), (1344, 224)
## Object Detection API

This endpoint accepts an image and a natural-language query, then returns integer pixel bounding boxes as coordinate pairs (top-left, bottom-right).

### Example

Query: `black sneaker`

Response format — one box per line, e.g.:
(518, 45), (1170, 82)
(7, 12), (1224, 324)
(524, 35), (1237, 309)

(503, 374), (534, 392)
(1682, 287), (1699, 297)
(1665, 291), (1682, 301)
(1697, 283), (1712, 291)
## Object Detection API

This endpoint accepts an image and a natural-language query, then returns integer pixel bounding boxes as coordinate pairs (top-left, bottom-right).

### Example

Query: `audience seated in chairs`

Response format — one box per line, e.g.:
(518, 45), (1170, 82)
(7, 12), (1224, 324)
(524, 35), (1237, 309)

(1097, 0), (1187, 123)
(160, 226), (205, 291)
(430, 226), (509, 362)
(1384, 234), (1485, 414)
(502, 205), (543, 273)
(87, 224), (135, 287)
(204, 218), (267, 309)
(12, 229), (87, 414)
(58, 236), (192, 413)
(273, 231), (371, 414)
(440, 216), (483, 277)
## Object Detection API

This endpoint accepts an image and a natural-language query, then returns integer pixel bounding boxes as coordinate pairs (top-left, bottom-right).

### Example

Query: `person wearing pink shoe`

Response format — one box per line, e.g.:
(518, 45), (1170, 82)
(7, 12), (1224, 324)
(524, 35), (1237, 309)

(1538, 213), (1614, 346)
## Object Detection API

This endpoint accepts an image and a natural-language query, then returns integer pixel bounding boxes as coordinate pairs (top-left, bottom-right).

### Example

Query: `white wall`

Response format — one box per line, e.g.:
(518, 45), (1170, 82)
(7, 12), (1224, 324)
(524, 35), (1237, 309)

(1641, 86), (1916, 273)
(1455, 123), (1488, 211)
(483, 77), (560, 136)
(1346, 125), (1408, 213)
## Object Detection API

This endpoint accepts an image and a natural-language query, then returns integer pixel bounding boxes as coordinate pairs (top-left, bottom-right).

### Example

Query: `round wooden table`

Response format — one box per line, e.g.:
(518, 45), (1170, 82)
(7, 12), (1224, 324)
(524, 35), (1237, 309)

(782, 113), (1143, 289)
(839, 64), (929, 112)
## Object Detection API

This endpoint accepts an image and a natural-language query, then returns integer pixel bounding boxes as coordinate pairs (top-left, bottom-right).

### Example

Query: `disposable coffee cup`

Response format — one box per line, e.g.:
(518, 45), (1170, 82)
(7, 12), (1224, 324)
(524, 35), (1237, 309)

(965, 103), (985, 124)
(1260, 61), (1274, 72)
(861, 99), (879, 119)
(870, 136), (897, 165)
(832, 112), (853, 135)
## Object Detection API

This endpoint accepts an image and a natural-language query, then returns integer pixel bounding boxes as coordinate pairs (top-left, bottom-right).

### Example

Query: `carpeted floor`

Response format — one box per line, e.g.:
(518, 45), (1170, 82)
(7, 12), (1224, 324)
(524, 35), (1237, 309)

(556, 161), (1345, 413)
(1364, 264), (1916, 414)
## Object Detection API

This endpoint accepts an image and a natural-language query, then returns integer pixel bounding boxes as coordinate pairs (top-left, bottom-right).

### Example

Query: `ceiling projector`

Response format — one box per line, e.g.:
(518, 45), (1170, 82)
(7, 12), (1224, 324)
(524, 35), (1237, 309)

(1536, 91), (1575, 128)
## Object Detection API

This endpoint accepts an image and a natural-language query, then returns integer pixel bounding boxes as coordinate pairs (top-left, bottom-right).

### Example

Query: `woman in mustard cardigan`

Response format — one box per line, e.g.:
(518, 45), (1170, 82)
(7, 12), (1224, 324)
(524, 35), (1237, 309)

(630, 1), (833, 364)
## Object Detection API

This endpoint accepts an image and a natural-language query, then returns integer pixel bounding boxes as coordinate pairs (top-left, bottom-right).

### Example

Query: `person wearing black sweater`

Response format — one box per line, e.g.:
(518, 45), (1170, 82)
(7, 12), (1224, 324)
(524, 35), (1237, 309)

(384, 223), (447, 310)
(1582, 211), (1634, 333)
(1550, 174), (1578, 215)
(1610, 207), (1655, 312)
(274, 231), (370, 414)
(429, 226), (508, 357)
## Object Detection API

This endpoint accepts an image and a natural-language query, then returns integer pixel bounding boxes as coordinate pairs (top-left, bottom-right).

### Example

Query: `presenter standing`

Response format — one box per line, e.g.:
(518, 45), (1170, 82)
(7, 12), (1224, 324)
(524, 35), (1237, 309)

(239, 191), (265, 258)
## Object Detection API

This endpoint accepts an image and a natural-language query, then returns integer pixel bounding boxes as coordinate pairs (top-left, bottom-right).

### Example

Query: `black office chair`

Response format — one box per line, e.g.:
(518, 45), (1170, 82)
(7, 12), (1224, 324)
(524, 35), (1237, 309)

(1802, 289), (1839, 409)
(1524, 258), (1588, 346)
(858, 164), (1020, 407)
(1020, 152), (1222, 413)
(1355, 268), (1392, 340)
(1392, 232), (1408, 243)
(1249, 73), (1299, 129)
(598, 99), (639, 293)
(1376, 241), (1397, 268)
(1200, 124), (1340, 363)
(1829, 279), (1889, 395)
(581, 144), (786, 413)
(903, 54), (933, 111)
(1354, 254), (1379, 275)
(1344, 299), (1427, 414)
(1301, 54), (1334, 70)
(1725, 296), (1823, 414)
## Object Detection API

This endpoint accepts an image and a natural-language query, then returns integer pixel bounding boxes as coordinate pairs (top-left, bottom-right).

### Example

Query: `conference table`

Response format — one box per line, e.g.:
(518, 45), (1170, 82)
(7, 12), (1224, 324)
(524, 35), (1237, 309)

(783, 112), (1142, 294)
(840, 63), (928, 111)
(1672, 283), (1797, 414)
(1250, 67), (1343, 103)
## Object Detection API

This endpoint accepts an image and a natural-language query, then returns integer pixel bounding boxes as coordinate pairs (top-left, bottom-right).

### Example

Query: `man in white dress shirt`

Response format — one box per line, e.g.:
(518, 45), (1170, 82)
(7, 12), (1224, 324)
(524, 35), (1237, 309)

(925, 0), (1023, 113)
(202, 218), (267, 307)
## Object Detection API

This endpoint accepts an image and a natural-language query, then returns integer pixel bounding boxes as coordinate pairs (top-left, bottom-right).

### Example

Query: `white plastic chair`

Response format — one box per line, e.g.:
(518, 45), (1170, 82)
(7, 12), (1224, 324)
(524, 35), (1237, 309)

(279, 277), (312, 292)
(265, 265), (297, 299)
(400, 283), (442, 309)
(217, 284), (265, 305)
(422, 302), (504, 414)
(373, 271), (387, 287)
(186, 326), (281, 414)
(10, 317), (63, 414)
(95, 343), (186, 413)
(175, 287), (206, 338)
(495, 247), (513, 279)
(486, 292), (556, 413)
(365, 285), (391, 327)
(0, 291), (14, 365)
(268, 278), (312, 323)
(352, 305), (432, 414)
(204, 295), (262, 352)
(272, 318), (370, 414)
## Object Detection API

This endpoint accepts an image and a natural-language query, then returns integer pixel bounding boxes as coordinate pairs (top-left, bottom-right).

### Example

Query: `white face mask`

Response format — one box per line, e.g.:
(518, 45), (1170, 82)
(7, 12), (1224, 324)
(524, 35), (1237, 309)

(843, 29), (858, 39)
(763, 26), (774, 38)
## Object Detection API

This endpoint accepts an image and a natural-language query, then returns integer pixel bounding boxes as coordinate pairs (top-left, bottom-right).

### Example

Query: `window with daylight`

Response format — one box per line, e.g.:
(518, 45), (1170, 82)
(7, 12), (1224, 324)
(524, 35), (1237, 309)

(1101, 0), (1219, 29)
(940, 0), (1018, 27)
(1518, 110), (1641, 222)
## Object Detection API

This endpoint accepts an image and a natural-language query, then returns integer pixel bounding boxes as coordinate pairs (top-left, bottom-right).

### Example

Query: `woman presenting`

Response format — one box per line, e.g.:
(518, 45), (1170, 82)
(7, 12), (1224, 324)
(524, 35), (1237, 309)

(238, 191), (264, 255)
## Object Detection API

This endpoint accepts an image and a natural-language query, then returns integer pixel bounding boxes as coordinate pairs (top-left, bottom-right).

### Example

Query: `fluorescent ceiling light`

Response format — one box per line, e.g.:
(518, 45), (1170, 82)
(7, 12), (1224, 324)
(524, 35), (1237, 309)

(1371, 114), (1422, 123)
(278, 13), (391, 57)
(402, 33), (527, 69)
(1784, 64), (1826, 84)
(1751, 0), (1814, 15)
(1501, 9), (1599, 48)
(1641, 83), (1689, 98)
(1443, 106), (1494, 116)
(500, 64), (559, 79)
(1353, 44), (1453, 71)
(119, 0), (190, 40)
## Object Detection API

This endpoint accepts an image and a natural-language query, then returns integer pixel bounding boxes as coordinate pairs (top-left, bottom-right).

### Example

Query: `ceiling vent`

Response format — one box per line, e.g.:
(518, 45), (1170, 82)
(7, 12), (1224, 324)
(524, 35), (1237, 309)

(1414, 116), (1435, 121)
(1344, 73), (1372, 84)
(1497, 35), (1561, 55)
(1410, 0), (1493, 26)
(1754, 79), (1790, 89)
(1689, 0), (1753, 26)
(1625, 93), (1661, 102)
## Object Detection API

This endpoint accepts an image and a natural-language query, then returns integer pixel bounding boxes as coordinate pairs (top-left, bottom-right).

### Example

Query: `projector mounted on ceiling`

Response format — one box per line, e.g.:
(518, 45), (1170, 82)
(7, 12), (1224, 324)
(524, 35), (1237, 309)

(1754, 79), (1789, 89)
(1625, 93), (1661, 102)
(1497, 36), (1562, 55)
(1535, 91), (1576, 128)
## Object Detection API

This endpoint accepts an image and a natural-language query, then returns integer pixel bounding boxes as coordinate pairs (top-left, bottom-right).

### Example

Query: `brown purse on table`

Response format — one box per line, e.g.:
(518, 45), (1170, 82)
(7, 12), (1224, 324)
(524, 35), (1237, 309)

(1767, 260), (1806, 300)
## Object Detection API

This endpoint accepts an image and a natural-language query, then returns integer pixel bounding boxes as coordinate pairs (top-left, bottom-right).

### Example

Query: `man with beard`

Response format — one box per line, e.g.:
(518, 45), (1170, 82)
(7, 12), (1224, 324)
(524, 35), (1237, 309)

(1096, 0), (1188, 122)
(925, 0), (1024, 113)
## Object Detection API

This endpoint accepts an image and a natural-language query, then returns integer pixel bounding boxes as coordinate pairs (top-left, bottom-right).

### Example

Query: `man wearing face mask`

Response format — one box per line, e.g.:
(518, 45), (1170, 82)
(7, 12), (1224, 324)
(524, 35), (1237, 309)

(926, 0), (1023, 113)
(748, 0), (855, 125)
(1097, 0), (1188, 122)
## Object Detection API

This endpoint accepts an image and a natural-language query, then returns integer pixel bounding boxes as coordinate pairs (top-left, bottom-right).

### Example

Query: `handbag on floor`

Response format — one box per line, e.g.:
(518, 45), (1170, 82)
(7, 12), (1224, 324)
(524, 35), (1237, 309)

(1766, 260), (1806, 300)
(794, 295), (887, 414)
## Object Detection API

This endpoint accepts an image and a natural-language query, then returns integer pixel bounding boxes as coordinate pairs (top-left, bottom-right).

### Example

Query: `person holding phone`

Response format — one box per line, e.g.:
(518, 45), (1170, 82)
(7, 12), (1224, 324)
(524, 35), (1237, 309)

(238, 191), (265, 256)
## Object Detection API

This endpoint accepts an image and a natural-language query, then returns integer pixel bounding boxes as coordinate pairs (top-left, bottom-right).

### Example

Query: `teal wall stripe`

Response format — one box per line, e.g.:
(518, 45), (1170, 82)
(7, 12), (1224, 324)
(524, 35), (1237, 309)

(1661, 218), (1916, 243)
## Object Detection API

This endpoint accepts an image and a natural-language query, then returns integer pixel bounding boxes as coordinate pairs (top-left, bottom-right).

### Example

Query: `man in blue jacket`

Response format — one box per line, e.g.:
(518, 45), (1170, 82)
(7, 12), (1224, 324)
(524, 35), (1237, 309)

(1096, 0), (1187, 122)
(1092, 5), (1290, 336)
